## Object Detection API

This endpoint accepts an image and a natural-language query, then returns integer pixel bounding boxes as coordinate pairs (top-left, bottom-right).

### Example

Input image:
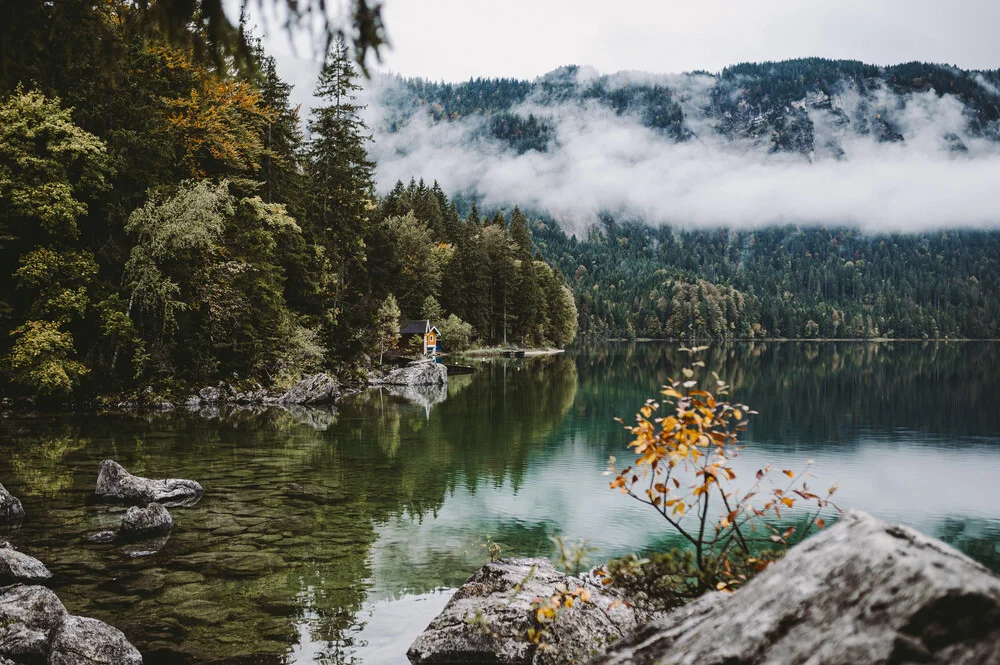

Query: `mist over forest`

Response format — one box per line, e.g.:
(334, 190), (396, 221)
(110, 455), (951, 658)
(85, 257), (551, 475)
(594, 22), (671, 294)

(361, 59), (1000, 233)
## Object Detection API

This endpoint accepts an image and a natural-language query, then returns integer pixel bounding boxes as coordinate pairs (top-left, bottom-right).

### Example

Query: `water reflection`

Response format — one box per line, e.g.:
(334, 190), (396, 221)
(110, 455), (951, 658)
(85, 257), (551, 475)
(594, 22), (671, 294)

(0, 344), (997, 664)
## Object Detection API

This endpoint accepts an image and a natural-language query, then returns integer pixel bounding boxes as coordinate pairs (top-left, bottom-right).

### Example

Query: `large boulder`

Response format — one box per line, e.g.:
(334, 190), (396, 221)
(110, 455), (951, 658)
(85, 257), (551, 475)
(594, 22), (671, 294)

(407, 558), (652, 665)
(382, 360), (447, 387)
(0, 584), (67, 661)
(48, 615), (142, 665)
(273, 373), (340, 405)
(589, 509), (1000, 665)
(95, 460), (203, 507)
(0, 543), (51, 584)
(118, 504), (174, 540)
(0, 484), (24, 527)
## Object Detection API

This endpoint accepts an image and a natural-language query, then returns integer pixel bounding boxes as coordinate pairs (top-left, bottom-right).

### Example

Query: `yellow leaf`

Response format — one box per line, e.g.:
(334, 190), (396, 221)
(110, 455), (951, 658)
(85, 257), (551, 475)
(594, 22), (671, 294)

(780, 497), (795, 508)
(783, 470), (795, 478)
(682, 368), (694, 378)
(716, 581), (728, 590)
(734, 409), (742, 420)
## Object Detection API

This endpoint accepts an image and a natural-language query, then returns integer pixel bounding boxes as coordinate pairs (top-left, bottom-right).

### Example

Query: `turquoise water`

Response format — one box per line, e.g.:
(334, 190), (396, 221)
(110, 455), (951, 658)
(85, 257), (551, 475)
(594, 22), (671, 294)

(1, 342), (998, 663)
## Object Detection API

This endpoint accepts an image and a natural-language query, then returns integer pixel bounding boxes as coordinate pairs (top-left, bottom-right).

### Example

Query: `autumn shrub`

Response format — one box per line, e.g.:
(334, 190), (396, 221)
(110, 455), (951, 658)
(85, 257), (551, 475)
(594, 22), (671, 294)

(601, 346), (838, 595)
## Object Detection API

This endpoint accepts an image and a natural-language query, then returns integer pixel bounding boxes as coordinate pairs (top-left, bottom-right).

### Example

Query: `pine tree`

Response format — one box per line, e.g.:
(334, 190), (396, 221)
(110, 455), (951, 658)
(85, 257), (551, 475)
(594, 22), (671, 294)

(509, 206), (533, 258)
(305, 37), (376, 357)
(255, 47), (304, 214)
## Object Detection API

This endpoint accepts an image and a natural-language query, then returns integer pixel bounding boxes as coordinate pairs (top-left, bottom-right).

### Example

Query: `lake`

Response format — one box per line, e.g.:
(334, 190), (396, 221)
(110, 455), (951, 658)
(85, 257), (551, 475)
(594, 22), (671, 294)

(1, 342), (999, 664)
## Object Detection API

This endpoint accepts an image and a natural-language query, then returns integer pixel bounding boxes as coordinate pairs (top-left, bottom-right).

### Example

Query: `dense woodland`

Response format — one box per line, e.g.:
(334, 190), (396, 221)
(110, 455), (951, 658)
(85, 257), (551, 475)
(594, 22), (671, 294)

(531, 219), (1000, 340)
(2, 4), (1000, 402)
(0, 1), (575, 400)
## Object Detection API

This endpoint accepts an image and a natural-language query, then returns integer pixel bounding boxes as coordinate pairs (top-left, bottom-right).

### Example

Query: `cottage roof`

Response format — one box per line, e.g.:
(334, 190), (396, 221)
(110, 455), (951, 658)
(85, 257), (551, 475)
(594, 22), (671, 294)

(400, 320), (429, 335)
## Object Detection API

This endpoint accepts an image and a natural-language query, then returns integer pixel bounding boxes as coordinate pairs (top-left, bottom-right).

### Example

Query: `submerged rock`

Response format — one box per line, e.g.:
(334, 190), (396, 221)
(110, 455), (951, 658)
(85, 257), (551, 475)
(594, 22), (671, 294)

(119, 503), (174, 540)
(272, 373), (340, 405)
(95, 460), (203, 507)
(407, 558), (651, 665)
(48, 615), (143, 665)
(0, 584), (68, 661)
(589, 510), (1000, 665)
(0, 543), (52, 584)
(382, 360), (447, 387)
(0, 484), (24, 527)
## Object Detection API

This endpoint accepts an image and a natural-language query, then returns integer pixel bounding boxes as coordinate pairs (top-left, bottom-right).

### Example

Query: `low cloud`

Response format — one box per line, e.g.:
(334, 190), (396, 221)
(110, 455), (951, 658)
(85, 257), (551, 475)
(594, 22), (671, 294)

(360, 70), (1000, 234)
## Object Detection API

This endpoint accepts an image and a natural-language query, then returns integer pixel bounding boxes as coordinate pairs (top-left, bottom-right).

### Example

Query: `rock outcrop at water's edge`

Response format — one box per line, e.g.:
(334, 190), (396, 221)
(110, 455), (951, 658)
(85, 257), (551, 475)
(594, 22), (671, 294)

(0, 584), (142, 664)
(407, 558), (653, 665)
(379, 360), (448, 387)
(48, 615), (143, 665)
(95, 460), (203, 506)
(270, 373), (341, 405)
(588, 509), (1000, 665)
(0, 483), (24, 527)
(0, 542), (52, 584)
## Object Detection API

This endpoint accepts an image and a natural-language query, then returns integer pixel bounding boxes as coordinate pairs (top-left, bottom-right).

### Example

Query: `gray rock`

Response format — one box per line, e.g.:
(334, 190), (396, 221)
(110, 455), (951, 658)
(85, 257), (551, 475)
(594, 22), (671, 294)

(119, 504), (174, 540)
(382, 360), (448, 387)
(0, 484), (24, 527)
(95, 460), (203, 507)
(272, 373), (340, 405)
(589, 509), (1000, 665)
(197, 386), (220, 404)
(48, 615), (142, 665)
(407, 558), (651, 665)
(0, 543), (52, 584)
(88, 531), (117, 544)
(0, 584), (67, 661)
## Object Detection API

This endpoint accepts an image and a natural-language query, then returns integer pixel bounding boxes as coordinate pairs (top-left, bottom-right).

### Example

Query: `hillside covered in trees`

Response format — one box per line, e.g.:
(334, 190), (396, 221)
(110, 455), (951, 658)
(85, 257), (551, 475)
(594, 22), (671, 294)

(0, 1), (574, 401)
(373, 58), (1000, 156)
(365, 57), (1000, 341)
(531, 219), (1000, 340)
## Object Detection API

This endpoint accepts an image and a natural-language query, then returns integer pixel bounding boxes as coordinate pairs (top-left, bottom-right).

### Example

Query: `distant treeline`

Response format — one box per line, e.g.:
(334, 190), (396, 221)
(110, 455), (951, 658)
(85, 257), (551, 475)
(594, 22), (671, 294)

(529, 218), (1000, 340)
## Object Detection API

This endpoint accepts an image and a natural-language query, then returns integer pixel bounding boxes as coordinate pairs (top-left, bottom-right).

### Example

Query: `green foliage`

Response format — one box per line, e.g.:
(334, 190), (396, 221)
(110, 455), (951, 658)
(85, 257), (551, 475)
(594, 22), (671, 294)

(0, 8), (576, 399)
(306, 37), (377, 359)
(438, 314), (474, 352)
(533, 219), (1000, 340)
(373, 294), (401, 364)
(601, 548), (780, 612)
(6, 320), (89, 395)
(421, 296), (444, 325)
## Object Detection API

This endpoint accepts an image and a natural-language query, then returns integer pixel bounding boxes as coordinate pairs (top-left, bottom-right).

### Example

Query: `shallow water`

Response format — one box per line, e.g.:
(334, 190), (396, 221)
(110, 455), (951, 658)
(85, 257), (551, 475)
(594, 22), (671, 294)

(1, 342), (999, 663)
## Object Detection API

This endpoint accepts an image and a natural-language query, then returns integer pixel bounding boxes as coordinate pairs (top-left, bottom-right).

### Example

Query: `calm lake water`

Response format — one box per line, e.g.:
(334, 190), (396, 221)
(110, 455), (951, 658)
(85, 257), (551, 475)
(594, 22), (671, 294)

(1, 342), (999, 664)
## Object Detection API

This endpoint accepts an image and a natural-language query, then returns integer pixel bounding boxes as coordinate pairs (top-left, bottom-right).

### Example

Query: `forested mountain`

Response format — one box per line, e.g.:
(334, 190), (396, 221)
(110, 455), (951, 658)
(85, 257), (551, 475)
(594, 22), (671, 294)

(532, 220), (1000, 340)
(372, 58), (1000, 156)
(363, 58), (1000, 341)
(0, 2), (574, 401)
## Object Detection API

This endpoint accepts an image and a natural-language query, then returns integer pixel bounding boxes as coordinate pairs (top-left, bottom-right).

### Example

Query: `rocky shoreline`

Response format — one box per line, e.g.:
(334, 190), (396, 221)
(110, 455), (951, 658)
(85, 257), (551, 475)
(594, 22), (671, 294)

(0, 463), (201, 664)
(407, 510), (1000, 665)
(0, 358), (453, 417)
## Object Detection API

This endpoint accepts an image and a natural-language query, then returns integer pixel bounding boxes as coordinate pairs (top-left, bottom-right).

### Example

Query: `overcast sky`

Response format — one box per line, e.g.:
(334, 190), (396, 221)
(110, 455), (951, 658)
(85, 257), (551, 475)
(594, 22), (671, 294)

(256, 0), (1000, 84)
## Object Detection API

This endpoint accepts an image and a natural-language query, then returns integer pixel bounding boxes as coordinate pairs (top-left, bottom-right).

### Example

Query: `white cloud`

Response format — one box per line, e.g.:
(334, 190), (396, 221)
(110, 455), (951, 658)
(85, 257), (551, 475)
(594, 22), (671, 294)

(361, 72), (1000, 233)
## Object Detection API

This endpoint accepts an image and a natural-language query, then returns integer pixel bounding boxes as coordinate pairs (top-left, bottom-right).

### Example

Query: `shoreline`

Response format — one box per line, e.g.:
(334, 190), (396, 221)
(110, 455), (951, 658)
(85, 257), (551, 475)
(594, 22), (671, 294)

(453, 347), (565, 357)
(591, 337), (1000, 343)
